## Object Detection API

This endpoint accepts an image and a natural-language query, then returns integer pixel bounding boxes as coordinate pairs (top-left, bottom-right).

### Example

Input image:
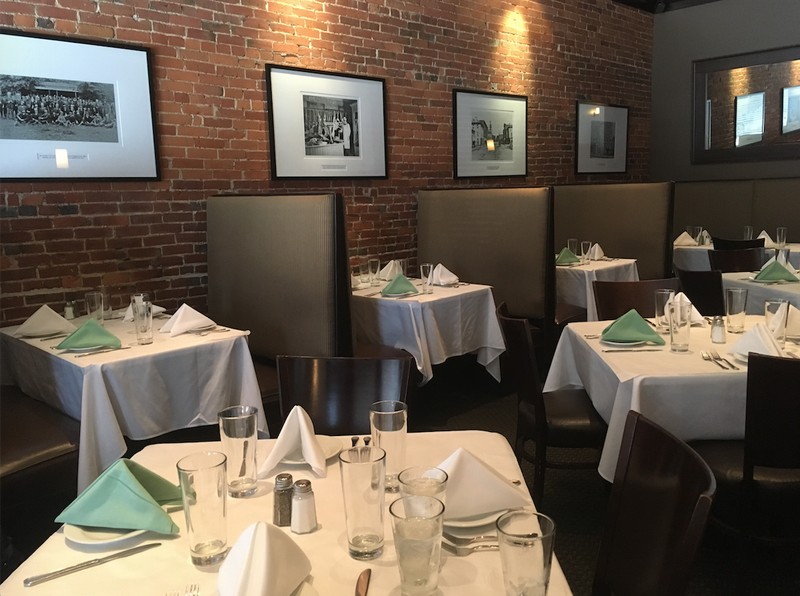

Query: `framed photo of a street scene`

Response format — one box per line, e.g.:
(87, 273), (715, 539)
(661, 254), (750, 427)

(576, 101), (629, 174)
(453, 89), (527, 178)
(0, 29), (160, 181)
(266, 65), (387, 179)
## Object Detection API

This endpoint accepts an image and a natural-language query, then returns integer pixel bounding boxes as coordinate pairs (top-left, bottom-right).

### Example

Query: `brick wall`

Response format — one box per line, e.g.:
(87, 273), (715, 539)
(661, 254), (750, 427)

(0, 0), (652, 325)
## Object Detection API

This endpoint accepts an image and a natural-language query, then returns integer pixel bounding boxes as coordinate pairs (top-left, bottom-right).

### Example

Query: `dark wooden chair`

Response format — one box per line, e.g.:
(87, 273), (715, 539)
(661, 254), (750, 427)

(592, 411), (716, 596)
(689, 354), (800, 543)
(711, 237), (765, 250)
(496, 303), (607, 505)
(592, 277), (681, 321)
(276, 354), (414, 436)
(675, 268), (726, 316)
(707, 247), (766, 272)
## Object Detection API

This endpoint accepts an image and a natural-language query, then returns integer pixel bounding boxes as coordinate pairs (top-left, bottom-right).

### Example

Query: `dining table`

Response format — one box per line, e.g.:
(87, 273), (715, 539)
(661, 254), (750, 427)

(0, 314), (268, 491)
(721, 272), (800, 314)
(0, 430), (573, 595)
(672, 243), (800, 271)
(350, 282), (506, 384)
(556, 258), (640, 321)
(543, 315), (798, 482)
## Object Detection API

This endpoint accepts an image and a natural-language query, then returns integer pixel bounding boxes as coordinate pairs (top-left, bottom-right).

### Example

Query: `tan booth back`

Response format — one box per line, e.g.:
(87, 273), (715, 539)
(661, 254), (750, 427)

(417, 187), (554, 324)
(207, 194), (353, 359)
(553, 182), (674, 279)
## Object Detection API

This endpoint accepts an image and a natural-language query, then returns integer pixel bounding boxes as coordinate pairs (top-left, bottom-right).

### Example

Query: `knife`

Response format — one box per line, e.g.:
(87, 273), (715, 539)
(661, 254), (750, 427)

(355, 568), (371, 596)
(73, 346), (132, 358)
(601, 348), (665, 353)
(23, 542), (161, 587)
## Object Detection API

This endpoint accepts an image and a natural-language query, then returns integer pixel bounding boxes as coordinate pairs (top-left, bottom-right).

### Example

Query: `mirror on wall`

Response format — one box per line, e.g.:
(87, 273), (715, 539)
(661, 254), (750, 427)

(692, 46), (800, 164)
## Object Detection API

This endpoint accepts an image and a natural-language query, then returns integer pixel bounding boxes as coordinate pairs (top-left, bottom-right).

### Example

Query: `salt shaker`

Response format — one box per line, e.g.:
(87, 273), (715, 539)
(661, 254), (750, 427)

(64, 301), (75, 320)
(273, 473), (293, 527)
(290, 479), (318, 534)
(710, 315), (726, 344)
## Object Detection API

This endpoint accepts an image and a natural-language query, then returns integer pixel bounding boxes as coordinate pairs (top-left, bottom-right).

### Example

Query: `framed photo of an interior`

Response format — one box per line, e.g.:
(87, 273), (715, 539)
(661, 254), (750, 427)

(452, 89), (527, 178)
(0, 29), (160, 181)
(266, 65), (387, 179)
(575, 101), (629, 174)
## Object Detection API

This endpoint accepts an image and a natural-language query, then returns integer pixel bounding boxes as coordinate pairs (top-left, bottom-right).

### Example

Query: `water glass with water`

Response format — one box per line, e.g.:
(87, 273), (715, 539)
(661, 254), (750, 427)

(497, 510), (556, 596)
(390, 495), (445, 596)
(370, 400), (407, 492)
(218, 405), (259, 498)
(339, 446), (386, 560)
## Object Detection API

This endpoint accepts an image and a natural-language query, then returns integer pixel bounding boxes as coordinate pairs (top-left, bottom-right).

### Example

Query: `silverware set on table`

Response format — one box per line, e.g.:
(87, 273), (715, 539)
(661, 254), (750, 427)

(442, 530), (499, 556)
(165, 583), (199, 596)
(701, 350), (740, 370)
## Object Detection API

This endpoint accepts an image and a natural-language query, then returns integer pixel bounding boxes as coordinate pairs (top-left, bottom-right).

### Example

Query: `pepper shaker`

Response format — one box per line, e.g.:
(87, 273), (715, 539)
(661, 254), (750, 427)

(290, 479), (318, 534)
(273, 473), (293, 527)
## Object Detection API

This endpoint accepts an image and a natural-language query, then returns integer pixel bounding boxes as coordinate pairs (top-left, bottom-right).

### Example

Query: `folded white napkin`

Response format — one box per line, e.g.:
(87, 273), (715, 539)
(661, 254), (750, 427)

(757, 230), (777, 249)
(258, 406), (326, 478)
(218, 521), (311, 596)
(787, 304), (800, 338)
(16, 305), (77, 337)
(766, 301), (789, 340)
(673, 231), (698, 247)
(431, 263), (459, 286)
(437, 448), (529, 520)
(665, 292), (706, 325)
(122, 303), (167, 322)
(760, 255), (798, 275)
(588, 243), (605, 260)
(159, 304), (215, 336)
(729, 323), (784, 358)
(379, 259), (403, 281)
(698, 229), (712, 245)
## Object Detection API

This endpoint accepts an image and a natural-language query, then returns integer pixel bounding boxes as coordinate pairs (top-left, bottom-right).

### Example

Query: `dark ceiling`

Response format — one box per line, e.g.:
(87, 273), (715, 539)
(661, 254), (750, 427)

(612, 0), (722, 13)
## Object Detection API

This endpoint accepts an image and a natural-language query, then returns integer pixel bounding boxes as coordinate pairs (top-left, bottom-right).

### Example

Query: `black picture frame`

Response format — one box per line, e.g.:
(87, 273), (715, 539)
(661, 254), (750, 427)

(0, 29), (160, 181)
(266, 65), (387, 179)
(452, 89), (527, 178)
(575, 101), (629, 174)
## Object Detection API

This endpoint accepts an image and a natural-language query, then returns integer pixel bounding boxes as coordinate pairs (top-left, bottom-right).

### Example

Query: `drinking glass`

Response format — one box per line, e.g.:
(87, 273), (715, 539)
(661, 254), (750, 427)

(497, 510), (556, 596)
(777, 247), (790, 266)
(725, 287), (748, 334)
(654, 289), (675, 333)
(369, 400), (407, 492)
(668, 301), (692, 353)
(692, 226), (703, 244)
(776, 227), (788, 248)
(420, 263), (434, 294)
(743, 225), (754, 240)
(580, 240), (592, 263)
(390, 496), (444, 596)
(765, 300), (789, 348)
(85, 291), (104, 324)
(218, 405), (259, 498)
(398, 466), (448, 505)
(177, 451), (228, 567)
(368, 258), (381, 286)
(132, 299), (154, 345)
(567, 238), (579, 256)
(339, 446), (386, 560)
(359, 261), (370, 287)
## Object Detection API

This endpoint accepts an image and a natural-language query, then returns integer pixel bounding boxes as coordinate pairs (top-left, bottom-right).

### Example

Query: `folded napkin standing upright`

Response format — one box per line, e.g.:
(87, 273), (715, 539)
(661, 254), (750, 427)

(555, 247), (580, 265)
(218, 521), (311, 596)
(673, 231), (698, 247)
(754, 260), (799, 282)
(56, 459), (181, 534)
(160, 303), (216, 336)
(55, 318), (122, 350)
(665, 292), (707, 325)
(698, 229), (712, 245)
(258, 406), (327, 478)
(431, 263), (460, 285)
(437, 448), (529, 521)
(729, 323), (784, 358)
(757, 230), (777, 249)
(379, 259), (403, 281)
(601, 309), (665, 345)
(760, 255), (798, 275)
(381, 274), (419, 297)
(765, 301), (789, 340)
(16, 304), (77, 337)
(786, 304), (800, 338)
(588, 243), (605, 260)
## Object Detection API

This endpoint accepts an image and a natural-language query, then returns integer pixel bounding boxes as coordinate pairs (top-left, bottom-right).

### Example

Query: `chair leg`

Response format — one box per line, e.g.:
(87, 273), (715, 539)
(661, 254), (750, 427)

(532, 442), (546, 506)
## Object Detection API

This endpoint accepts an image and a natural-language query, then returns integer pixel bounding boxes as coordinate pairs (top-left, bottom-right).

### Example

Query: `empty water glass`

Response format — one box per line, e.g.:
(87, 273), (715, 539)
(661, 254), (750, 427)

(743, 225), (753, 240)
(567, 238), (579, 256)
(420, 262), (434, 294)
(725, 287), (748, 334)
(776, 227), (788, 248)
(368, 258), (381, 286)
(580, 240), (592, 263)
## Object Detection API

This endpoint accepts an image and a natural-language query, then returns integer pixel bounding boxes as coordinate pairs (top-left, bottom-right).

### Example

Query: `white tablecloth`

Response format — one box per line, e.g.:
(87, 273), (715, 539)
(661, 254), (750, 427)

(0, 431), (572, 596)
(556, 258), (639, 321)
(0, 316), (267, 491)
(350, 283), (506, 384)
(673, 243), (800, 271)
(542, 316), (795, 482)
(721, 272), (800, 314)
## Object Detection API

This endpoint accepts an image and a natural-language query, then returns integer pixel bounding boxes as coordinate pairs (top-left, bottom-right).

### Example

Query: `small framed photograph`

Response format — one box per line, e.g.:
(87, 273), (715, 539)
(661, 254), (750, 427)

(0, 29), (159, 181)
(266, 65), (387, 179)
(575, 101), (629, 174)
(734, 91), (765, 147)
(781, 85), (800, 135)
(453, 89), (527, 178)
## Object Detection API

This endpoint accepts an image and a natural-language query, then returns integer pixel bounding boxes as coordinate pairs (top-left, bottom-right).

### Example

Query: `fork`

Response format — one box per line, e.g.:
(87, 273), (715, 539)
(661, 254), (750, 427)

(442, 540), (499, 556)
(184, 584), (199, 596)
(710, 350), (739, 371)
(701, 351), (728, 370)
(442, 530), (496, 546)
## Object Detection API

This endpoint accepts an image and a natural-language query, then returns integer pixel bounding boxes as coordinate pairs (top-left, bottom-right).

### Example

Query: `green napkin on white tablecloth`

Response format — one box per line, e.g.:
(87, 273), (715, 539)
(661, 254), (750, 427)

(556, 247), (580, 265)
(602, 309), (665, 345)
(56, 459), (181, 534)
(381, 274), (419, 297)
(754, 260), (799, 282)
(55, 318), (121, 350)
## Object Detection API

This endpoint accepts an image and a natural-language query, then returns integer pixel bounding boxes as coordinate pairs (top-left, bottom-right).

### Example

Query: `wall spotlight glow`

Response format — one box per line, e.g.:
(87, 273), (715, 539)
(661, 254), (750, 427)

(486, 138), (496, 151)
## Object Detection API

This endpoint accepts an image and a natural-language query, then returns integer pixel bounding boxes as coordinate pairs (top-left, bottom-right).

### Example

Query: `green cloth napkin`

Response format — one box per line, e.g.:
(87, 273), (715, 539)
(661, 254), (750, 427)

(754, 260), (799, 282)
(556, 247), (580, 265)
(56, 318), (122, 350)
(381, 274), (419, 296)
(601, 309), (665, 345)
(56, 459), (181, 534)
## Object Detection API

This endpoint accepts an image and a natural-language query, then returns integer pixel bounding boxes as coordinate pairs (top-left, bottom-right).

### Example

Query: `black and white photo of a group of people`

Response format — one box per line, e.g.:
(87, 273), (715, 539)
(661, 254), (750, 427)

(302, 93), (359, 157)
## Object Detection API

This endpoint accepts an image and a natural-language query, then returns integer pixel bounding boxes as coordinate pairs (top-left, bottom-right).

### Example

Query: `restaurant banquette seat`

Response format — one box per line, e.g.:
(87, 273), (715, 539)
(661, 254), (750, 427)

(276, 354), (414, 436)
(674, 268), (725, 316)
(593, 411), (716, 596)
(707, 247), (766, 273)
(496, 303), (607, 505)
(592, 277), (681, 321)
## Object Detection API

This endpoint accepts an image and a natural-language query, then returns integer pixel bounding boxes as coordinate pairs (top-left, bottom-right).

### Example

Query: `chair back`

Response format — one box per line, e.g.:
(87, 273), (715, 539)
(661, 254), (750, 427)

(276, 355), (414, 436)
(592, 278), (680, 321)
(711, 236), (765, 250)
(675, 268), (725, 316)
(707, 247), (766, 273)
(593, 411), (716, 596)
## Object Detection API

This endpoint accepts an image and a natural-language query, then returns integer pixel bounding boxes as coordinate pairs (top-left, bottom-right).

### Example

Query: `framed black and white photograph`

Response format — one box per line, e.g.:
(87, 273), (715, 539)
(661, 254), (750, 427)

(0, 29), (159, 181)
(453, 89), (527, 178)
(781, 85), (800, 135)
(734, 91), (765, 147)
(575, 101), (628, 174)
(266, 65), (387, 179)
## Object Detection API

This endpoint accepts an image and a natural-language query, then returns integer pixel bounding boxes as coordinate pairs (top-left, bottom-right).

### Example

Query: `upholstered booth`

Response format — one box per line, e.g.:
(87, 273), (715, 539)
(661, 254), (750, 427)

(553, 182), (675, 280)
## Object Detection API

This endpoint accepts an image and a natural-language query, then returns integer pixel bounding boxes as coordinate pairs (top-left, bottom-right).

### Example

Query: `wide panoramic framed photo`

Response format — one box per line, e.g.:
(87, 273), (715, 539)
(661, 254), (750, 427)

(266, 65), (387, 179)
(575, 101), (629, 174)
(452, 89), (527, 178)
(0, 29), (160, 181)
